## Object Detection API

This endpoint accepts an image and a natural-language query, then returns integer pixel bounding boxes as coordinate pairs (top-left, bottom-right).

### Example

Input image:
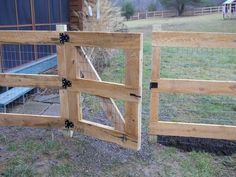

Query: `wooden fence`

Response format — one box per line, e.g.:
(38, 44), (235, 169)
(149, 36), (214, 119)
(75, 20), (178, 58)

(130, 6), (222, 20)
(149, 31), (236, 140)
(0, 31), (143, 150)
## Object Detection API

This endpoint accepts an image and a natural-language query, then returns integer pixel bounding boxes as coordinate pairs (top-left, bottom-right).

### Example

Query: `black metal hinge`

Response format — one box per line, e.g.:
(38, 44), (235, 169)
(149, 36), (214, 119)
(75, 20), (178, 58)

(150, 82), (158, 90)
(65, 120), (74, 129)
(59, 33), (70, 44)
(62, 78), (72, 89)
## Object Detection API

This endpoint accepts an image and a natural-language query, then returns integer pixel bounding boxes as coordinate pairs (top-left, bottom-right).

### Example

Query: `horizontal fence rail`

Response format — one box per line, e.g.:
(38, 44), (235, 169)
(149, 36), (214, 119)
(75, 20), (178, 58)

(149, 31), (236, 141)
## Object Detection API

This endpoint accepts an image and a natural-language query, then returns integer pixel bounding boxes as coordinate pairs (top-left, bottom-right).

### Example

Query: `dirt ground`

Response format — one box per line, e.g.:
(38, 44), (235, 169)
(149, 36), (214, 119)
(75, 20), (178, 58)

(0, 95), (236, 176)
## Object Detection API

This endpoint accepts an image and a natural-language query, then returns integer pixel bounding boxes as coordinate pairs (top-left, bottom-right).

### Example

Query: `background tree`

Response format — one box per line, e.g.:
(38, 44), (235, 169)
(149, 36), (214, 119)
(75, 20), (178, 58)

(121, 1), (135, 20)
(148, 3), (157, 11)
(160, 0), (203, 16)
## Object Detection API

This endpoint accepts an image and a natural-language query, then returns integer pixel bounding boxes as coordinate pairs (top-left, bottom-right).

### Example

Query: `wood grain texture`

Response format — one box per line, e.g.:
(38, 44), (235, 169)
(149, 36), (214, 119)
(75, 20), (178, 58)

(153, 31), (236, 48)
(151, 47), (160, 81)
(149, 121), (236, 140)
(149, 46), (161, 125)
(124, 39), (143, 150)
(66, 32), (142, 49)
(76, 120), (139, 150)
(57, 45), (69, 119)
(0, 113), (63, 128)
(0, 73), (61, 88)
(69, 79), (140, 102)
(65, 45), (81, 125)
(0, 31), (142, 49)
(153, 79), (236, 96)
(149, 91), (159, 124)
(0, 31), (59, 45)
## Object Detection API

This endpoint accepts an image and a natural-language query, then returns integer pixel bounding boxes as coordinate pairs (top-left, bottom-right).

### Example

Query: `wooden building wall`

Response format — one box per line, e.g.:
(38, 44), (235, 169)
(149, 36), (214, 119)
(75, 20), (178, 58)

(69, 0), (83, 30)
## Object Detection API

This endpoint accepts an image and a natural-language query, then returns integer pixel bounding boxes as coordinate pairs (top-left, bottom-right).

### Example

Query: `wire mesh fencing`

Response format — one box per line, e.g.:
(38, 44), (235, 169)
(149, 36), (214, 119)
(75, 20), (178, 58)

(158, 47), (236, 126)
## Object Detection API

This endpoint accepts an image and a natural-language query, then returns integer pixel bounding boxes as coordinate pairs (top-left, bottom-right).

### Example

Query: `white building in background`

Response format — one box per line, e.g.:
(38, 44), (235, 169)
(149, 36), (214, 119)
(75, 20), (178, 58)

(223, 0), (236, 19)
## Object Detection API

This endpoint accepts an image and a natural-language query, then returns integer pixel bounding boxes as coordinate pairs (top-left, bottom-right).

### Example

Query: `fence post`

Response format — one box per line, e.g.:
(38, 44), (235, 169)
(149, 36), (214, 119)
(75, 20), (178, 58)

(0, 45), (2, 73)
(56, 24), (73, 137)
(149, 25), (162, 143)
(138, 12), (140, 20)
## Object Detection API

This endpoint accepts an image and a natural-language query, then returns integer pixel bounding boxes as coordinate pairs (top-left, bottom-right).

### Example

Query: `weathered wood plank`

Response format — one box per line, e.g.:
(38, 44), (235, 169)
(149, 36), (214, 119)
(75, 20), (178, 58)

(76, 120), (139, 150)
(151, 47), (160, 81)
(0, 113), (63, 128)
(150, 46), (161, 124)
(0, 73), (61, 88)
(67, 32), (142, 49)
(153, 31), (236, 48)
(0, 31), (59, 45)
(65, 45), (81, 125)
(153, 79), (236, 96)
(57, 44), (69, 119)
(0, 31), (142, 49)
(124, 35), (143, 149)
(149, 121), (236, 140)
(69, 79), (140, 102)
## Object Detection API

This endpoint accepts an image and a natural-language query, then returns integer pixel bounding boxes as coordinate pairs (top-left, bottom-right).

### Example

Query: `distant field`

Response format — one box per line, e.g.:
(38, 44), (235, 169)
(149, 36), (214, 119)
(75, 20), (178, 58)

(125, 14), (236, 33)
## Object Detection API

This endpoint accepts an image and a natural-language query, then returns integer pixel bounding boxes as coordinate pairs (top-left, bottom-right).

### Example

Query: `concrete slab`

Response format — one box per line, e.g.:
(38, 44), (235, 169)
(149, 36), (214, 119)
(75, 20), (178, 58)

(43, 104), (60, 116)
(34, 94), (60, 104)
(10, 102), (51, 115)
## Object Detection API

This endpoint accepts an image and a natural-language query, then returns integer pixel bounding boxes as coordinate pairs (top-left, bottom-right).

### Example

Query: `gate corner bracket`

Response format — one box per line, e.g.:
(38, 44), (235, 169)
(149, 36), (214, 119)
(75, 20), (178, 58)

(59, 33), (70, 44)
(62, 78), (72, 89)
(65, 120), (74, 129)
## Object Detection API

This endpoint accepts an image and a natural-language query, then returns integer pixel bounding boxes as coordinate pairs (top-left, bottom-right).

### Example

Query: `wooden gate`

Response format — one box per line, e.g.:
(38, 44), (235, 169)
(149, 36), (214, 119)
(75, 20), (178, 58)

(0, 31), (143, 150)
(149, 31), (236, 140)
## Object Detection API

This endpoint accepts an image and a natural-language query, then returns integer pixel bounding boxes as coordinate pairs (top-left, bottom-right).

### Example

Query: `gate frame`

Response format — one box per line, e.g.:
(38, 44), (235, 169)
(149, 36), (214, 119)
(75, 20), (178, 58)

(0, 31), (143, 150)
(149, 31), (236, 140)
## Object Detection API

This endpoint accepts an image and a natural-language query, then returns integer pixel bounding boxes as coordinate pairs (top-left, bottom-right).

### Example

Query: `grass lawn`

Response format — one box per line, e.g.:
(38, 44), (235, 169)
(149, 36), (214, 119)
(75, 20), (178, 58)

(125, 14), (236, 125)
(1, 14), (236, 177)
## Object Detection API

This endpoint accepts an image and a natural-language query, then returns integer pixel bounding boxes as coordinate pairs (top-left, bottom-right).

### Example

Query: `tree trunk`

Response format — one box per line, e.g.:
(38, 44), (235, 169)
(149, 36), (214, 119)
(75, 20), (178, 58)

(177, 3), (185, 16)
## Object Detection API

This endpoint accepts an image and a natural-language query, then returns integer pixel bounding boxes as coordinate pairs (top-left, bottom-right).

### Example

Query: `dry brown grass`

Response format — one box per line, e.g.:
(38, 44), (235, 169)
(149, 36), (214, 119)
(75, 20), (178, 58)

(73, 0), (127, 74)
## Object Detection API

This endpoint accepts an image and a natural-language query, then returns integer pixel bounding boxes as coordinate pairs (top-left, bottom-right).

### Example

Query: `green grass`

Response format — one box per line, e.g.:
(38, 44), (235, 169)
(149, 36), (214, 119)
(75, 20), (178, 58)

(4, 157), (35, 177)
(126, 14), (236, 33)
(48, 164), (75, 177)
(126, 14), (236, 126)
(180, 152), (215, 177)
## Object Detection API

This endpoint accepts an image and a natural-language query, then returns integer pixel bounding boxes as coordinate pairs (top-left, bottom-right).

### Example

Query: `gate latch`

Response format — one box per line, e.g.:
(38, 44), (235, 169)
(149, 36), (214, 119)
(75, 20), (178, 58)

(65, 120), (74, 129)
(59, 33), (70, 44)
(62, 78), (72, 89)
(149, 82), (158, 90)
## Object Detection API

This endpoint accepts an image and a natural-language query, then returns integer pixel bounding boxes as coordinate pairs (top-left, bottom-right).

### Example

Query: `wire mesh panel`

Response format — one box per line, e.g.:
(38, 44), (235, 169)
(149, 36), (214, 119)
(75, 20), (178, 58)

(160, 47), (236, 80)
(159, 93), (236, 126)
(149, 31), (236, 140)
